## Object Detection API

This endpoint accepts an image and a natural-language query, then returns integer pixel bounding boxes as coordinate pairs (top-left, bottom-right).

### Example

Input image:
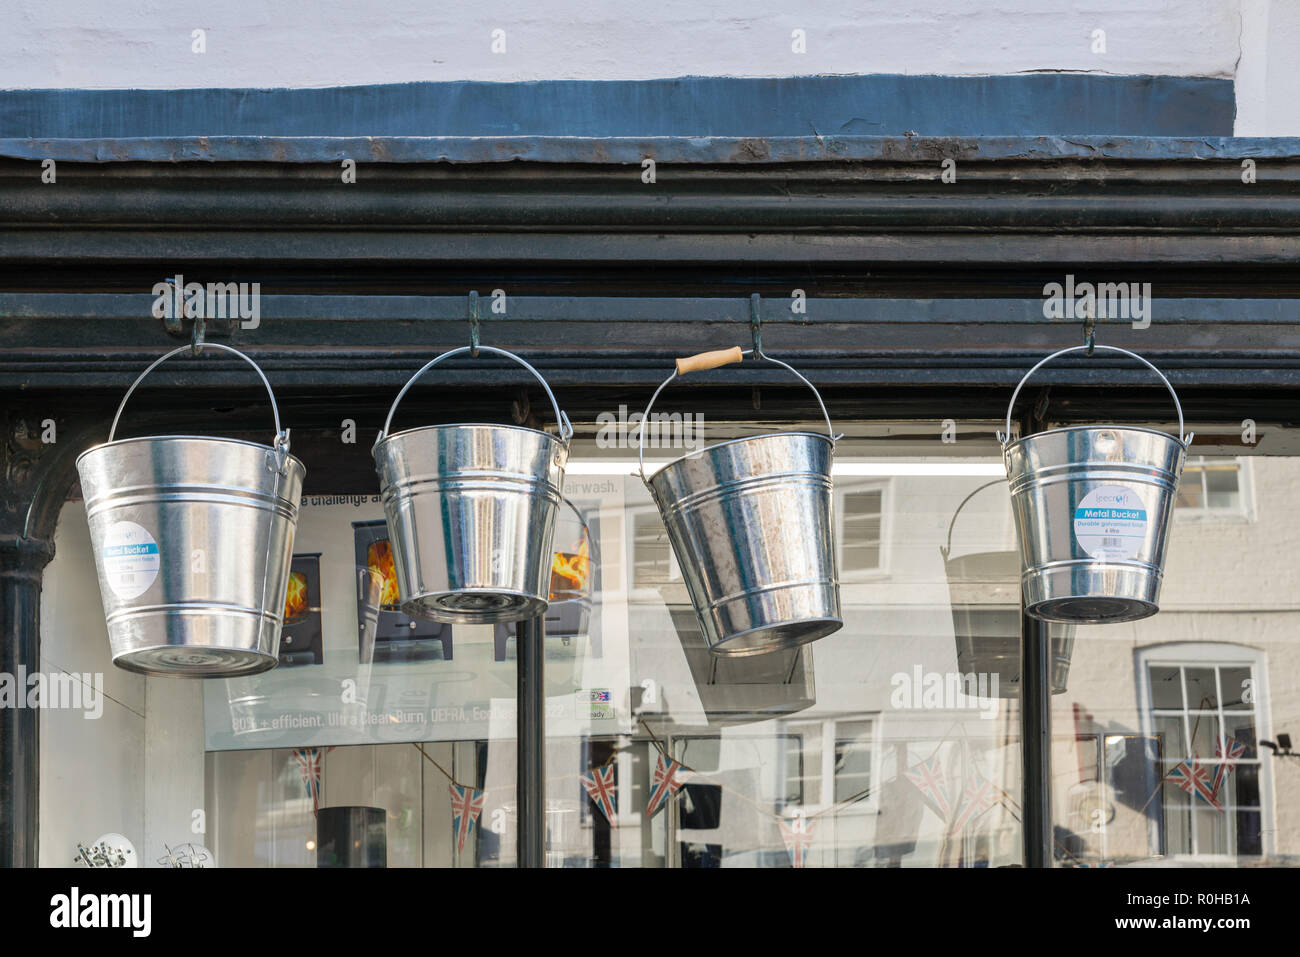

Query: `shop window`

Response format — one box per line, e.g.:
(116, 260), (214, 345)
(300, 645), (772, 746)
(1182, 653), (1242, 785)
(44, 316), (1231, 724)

(38, 435), (1034, 869)
(1175, 456), (1253, 522)
(1136, 644), (1269, 860)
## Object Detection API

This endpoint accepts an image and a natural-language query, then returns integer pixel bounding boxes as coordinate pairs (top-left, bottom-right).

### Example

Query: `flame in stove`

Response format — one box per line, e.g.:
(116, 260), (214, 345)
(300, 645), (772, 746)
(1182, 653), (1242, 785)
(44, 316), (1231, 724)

(367, 540), (401, 608)
(550, 537), (590, 599)
(284, 571), (308, 620)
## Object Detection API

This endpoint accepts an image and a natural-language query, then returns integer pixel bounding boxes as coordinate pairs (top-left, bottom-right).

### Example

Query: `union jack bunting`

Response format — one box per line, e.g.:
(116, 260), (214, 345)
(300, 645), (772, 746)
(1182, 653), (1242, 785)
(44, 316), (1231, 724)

(950, 769), (998, 832)
(449, 783), (487, 854)
(644, 752), (688, 818)
(1211, 736), (1251, 800)
(903, 753), (952, 822)
(1168, 757), (1223, 811)
(581, 764), (618, 826)
(292, 748), (332, 816)
(778, 816), (817, 868)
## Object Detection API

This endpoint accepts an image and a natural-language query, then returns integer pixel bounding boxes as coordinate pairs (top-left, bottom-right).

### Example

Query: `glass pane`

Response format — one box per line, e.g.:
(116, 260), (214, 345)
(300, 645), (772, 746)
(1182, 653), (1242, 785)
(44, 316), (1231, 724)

(1204, 465), (1240, 509)
(1188, 713), (1219, 762)
(1148, 666), (1184, 710)
(1221, 667), (1253, 709)
(1176, 470), (1205, 508)
(39, 493), (519, 868)
(1232, 764), (1261, 810)
(1153, 715), (1185, 760)
(543, 428), (1021, 868)
(1194, 808), (1229, 855)
(834, 720), (875, 804)
(1184, 668), (1218, 710)
(1223, 713), (1258, 749)
(1052, 451), (1300, 865)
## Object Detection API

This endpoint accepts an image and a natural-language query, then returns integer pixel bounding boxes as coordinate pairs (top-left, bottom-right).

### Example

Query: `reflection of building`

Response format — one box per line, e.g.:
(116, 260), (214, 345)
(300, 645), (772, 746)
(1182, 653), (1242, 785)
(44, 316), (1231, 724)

(606, 457), (1300, 867)
(1055, 456), (1300, 863)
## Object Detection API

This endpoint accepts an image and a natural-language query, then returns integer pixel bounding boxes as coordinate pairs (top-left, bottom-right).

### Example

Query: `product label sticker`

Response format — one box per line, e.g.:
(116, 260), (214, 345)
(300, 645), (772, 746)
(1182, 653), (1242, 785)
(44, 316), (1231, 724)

(101, 521), (161, 600)
(583, 689), (616, 720)
(1072, 485), (1148, 561)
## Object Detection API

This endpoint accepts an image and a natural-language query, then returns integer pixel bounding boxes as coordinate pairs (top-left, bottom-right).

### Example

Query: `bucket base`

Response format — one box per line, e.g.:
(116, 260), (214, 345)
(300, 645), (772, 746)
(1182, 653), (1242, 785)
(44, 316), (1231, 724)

(1027, 595), (1157, 624)
(1023, 563), (1162, 624)
(114, 645), (278, 678)
(708, 616), (842, 658)
(401, 589), (547, 625)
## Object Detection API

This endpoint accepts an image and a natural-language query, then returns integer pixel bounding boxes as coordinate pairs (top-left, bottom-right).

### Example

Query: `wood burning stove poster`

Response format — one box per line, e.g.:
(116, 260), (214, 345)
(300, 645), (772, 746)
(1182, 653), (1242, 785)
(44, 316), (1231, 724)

(202, 478), (633, 750)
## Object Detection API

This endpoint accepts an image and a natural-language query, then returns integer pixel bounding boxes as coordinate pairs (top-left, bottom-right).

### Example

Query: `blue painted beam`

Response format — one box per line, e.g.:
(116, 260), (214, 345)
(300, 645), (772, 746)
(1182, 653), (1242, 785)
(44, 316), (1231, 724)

(0, 74), (1234, 150)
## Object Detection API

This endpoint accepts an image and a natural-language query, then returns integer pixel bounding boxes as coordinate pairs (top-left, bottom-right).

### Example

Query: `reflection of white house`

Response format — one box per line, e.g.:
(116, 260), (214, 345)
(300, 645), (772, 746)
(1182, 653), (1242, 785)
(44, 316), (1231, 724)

(608, 453), (1300, 867)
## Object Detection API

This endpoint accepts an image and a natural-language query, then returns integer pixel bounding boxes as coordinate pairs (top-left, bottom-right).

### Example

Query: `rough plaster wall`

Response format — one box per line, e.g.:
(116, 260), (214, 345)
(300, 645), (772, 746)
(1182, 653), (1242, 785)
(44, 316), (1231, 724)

(1235, 0), (1300, 134)
(2, 1), (1239, 89)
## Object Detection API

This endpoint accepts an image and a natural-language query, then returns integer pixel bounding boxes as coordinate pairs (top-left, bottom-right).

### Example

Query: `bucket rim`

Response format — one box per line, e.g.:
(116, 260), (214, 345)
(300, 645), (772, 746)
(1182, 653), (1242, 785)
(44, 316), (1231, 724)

(76, 433), (307, 471)
(1001, 423), (1184, 454)
(643, 430), (833, 481)
(373, 421), (571, 449)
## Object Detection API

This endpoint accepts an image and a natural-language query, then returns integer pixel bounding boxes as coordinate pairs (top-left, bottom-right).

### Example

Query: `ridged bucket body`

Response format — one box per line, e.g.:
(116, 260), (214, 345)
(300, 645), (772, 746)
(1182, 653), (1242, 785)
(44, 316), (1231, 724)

(944, 549), (1073, 696)
(373, 424), (568, 623)
(1004, 426), (1186, 623)
(76, 436), (305, 677)
(647, 432), (841, 657)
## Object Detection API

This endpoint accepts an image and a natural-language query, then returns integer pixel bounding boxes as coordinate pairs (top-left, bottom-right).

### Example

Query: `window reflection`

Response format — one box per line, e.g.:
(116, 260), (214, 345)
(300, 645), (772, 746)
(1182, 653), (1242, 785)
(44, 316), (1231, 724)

(40, 427), (1300, 869)
(1054, 453), (1298, 866)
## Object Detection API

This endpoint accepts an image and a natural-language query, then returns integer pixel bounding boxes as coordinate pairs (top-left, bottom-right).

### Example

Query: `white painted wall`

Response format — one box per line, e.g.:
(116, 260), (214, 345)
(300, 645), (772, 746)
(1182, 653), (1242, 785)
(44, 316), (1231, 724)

(1234, 0), (1300, 134)
(2, 0), (1239, 89)
(12, 1), (1300, 133)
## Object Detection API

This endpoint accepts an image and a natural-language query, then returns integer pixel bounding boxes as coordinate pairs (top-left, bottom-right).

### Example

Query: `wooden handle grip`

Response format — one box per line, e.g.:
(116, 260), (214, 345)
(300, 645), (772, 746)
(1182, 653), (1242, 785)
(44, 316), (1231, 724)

(675, 347), (744, 375)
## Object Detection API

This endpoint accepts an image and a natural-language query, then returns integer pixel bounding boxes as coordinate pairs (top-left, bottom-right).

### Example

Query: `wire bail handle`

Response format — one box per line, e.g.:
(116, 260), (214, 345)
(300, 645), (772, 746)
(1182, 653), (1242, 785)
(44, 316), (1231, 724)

(637, 347), (841, 482)
(997, 344), (1192, 449)
(939, 478), (1008, 561)
(108, 343), (291, 461)
(375, 345), (574, 449)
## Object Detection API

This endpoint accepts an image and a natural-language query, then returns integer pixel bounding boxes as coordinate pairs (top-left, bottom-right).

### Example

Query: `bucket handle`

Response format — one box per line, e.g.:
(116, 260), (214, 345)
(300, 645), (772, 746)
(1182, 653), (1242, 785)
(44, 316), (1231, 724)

(637, 347), (840, 481)
(939, 478), (1007, 561)
(108, 343), (291, 455)
(997, 345), (1192, 449)
(376, 345), (573, 447)
(558, 495), (600, 565)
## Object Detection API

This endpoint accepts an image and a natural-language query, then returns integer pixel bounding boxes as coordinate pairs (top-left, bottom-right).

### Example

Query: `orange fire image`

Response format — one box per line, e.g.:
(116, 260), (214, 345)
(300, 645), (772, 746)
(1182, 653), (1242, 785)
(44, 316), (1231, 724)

(550, 537), (590, 600)
(367, 540), (401, 607)
(283, 571), (308, 620)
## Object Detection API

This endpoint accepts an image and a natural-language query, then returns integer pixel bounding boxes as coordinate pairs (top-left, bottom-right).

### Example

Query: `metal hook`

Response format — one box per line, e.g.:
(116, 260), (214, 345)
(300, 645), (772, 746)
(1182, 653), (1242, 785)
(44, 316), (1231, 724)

(750, 293), (764, 359)
(191, 308), (206, 356)
(161, 277), (183, 336)
(1083, 307), (1096, 357)
(468, 290), (480, 358)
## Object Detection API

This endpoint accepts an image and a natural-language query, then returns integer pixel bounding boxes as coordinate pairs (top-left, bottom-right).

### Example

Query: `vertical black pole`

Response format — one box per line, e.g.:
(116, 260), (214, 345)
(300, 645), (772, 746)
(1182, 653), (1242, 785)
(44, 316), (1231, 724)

(1021, 613), (1053, 868)
(516, 614), (545, 868)
(0, 538), (52, 868)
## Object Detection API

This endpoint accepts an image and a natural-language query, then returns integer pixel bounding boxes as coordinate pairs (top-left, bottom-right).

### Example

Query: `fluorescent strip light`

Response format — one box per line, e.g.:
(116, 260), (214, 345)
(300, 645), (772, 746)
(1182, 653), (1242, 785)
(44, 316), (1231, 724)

(564, 461), (1004, 477)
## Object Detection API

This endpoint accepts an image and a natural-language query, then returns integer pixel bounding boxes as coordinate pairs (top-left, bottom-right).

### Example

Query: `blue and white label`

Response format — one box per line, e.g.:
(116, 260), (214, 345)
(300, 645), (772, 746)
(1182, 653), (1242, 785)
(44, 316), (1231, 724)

(1073, 485), (1148, 561)
(101, 521), (161, 600)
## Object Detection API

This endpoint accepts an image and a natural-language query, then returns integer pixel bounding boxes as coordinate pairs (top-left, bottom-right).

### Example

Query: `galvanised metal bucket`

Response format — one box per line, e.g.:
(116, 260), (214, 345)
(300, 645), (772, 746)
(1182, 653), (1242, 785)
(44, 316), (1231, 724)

(941, 480), (1074, 696)
(76, 345), (305, 677)
(639, 347), (842, 657)
(373, 346), (572, 624)
(999, 345), (1193, 624)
